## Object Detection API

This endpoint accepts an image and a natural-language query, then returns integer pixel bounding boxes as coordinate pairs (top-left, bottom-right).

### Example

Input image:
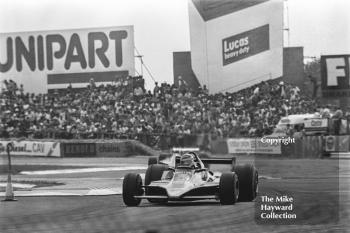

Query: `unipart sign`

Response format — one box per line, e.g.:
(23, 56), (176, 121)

(1, 31), (128, 72)
(0, 26), (135, 93)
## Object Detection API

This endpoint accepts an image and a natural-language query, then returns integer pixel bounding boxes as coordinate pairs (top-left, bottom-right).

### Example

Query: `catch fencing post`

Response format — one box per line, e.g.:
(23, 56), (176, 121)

(2, 142), (17, 202)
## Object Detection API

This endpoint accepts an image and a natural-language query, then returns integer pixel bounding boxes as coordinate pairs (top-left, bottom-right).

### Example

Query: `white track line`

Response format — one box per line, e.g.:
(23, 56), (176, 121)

(258, 175), (281, 180)
(0, 188), (122, 197)
(20, 166), (147, 175)
(0, 183), (35, 189)
(0, 191), (85, 197)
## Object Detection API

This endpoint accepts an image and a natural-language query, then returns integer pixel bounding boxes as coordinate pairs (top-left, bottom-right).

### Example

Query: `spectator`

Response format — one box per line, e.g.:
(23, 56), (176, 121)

(153, 82), (160, 97)
(0, 78), (324, 143)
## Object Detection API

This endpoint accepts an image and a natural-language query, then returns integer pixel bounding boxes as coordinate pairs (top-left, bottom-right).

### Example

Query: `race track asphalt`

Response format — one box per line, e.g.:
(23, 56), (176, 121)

(0, 156), (349, 233)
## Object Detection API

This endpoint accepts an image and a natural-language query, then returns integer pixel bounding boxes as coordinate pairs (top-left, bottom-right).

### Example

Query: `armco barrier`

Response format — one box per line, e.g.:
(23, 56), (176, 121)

(0, 140), (61, 157)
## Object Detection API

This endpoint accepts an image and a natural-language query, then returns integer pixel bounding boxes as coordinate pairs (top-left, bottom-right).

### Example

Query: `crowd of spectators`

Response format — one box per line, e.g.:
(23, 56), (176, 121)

(0, 76), (347, 145)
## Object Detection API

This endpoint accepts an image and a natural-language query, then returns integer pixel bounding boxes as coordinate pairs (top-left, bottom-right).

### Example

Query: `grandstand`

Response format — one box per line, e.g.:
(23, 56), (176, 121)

(3, 77), (347, 149)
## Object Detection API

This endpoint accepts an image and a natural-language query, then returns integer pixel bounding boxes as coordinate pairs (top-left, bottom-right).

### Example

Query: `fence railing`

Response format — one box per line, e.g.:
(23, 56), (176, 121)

(1, 118), (349, 149)
(0, 130), (218, 150)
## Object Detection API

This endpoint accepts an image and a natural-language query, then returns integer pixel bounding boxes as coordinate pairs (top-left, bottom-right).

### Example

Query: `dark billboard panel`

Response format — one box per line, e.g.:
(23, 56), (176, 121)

(321, 55), (350, 97)
(222, 24), (269, 66)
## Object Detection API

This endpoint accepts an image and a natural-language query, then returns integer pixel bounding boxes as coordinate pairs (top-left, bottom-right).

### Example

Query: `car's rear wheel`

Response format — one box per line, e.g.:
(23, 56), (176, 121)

(235, 164), (258, 202)
(122, 173), (143, 206)
(148, 157), (158, 166)
(219, 173), (239, 205)
(145, 164), (168, 204)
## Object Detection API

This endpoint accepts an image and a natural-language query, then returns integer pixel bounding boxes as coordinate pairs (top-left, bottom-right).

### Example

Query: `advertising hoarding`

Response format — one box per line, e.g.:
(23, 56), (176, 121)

(304, 118), (328, 135)
(0, 26), (135, 93)
(222, 24), (269, 66)
(62, 143), (96, 157)
(321, 54), (350, 98)
(0, 141), (61, 157)
(227, 138), (281, 155)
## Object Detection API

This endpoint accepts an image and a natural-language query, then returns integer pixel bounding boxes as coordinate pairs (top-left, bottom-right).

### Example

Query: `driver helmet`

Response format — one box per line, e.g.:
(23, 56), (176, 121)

(180, 153), (196, 168)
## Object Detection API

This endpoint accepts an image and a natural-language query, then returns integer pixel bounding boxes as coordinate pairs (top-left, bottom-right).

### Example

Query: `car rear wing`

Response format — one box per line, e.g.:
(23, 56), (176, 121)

(201, 157), (236, 168)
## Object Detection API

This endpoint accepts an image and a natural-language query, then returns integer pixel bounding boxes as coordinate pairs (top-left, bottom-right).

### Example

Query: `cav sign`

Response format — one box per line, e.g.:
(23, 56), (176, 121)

(321, 55), (350, 97)
(222, 24), (269, 66)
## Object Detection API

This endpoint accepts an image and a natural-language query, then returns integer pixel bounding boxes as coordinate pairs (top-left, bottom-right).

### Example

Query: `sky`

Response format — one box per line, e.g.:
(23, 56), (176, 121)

(0, 0), (349, 90)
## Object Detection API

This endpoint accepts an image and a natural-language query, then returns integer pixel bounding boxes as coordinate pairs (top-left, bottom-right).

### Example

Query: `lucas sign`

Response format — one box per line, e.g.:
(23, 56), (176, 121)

(321, 55), (350, 97)
(0, 26), (135, 93)
(222, 24), (270, 66)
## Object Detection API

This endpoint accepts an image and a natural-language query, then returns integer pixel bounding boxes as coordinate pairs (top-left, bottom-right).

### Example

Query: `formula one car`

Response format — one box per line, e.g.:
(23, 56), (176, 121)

(123, 149), (258, 206)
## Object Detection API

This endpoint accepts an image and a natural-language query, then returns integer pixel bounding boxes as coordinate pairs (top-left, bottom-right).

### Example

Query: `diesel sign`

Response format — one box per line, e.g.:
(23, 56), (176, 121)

(63, 143), (96, 157)
(222, 24), (269, 66)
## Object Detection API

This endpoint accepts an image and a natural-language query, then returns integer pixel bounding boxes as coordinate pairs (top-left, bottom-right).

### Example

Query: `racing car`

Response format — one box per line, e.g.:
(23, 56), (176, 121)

(122, 149), (258, 206)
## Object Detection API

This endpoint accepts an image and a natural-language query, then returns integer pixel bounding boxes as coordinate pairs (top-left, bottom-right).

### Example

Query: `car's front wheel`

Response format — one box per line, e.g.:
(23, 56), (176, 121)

(235, 164), (258, 202)
(219, 172), (239, 205)
(122, 173), (143, 206)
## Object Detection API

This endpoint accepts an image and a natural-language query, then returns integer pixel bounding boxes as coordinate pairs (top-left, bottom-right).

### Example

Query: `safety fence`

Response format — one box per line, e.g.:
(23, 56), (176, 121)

(2, 117), (349, 149)
(2, 130), (215, 150)
(1, 135), (349, 158)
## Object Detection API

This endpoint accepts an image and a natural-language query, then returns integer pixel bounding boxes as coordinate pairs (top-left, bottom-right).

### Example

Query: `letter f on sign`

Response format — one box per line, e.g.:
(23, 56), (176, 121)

(326, 58), (346, 86)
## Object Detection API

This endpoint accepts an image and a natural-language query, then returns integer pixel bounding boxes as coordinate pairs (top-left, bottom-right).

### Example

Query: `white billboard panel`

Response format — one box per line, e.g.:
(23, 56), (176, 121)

(0, 26), (135, 93)
(189, 0), (283, 93)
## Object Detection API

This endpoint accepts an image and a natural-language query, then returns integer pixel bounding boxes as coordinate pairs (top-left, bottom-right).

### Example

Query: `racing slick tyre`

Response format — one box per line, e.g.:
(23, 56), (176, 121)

(122, 173), (143, 206)
(219, 173), (239, 205)
(148, 157), (158, 166)
(235, 164), (258, 202)
(145, 164), (168, 204)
